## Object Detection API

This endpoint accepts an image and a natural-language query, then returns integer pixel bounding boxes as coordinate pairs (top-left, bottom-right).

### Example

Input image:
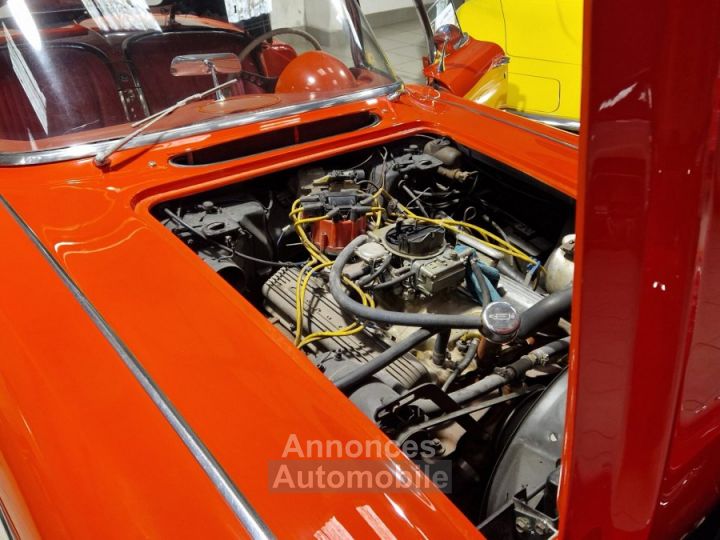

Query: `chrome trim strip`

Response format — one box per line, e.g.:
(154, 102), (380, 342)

(0, 502), (16, 540)
(442, 99), (579, 150)
(0, 83), (402, 166)
(504, 109), (580, 133)
(0, 195), (274, 540)
(413, 0), (436, 59)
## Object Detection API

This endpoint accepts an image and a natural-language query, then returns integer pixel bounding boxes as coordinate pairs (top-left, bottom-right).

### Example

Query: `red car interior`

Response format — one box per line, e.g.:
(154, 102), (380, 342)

(0, 27), (298, 140)
(125, 31), (267, 113)
(0, 44), (125, 140)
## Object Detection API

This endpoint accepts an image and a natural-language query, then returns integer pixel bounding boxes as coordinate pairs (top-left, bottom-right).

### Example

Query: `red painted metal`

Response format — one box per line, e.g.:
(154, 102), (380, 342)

(0, 88), (577, 538)
(424, 39), (505, 97)
(0, 206), (251, 539)
(560, 0), (720, 538)
(3, 0), (719, 534)
(275, 51), (359, 94)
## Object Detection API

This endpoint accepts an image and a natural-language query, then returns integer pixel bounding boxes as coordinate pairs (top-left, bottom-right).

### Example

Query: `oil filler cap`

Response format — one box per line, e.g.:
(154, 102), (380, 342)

(481, 301), (520, 344)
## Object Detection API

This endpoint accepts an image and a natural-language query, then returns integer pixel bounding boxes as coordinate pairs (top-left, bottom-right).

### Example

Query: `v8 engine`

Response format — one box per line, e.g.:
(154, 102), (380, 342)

(156, 135), (575, 537)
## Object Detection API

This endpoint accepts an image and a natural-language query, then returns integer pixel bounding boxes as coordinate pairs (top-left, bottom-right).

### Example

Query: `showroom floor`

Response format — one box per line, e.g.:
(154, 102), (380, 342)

(302, 18), (427, 85)
(371, 19), (428, 84)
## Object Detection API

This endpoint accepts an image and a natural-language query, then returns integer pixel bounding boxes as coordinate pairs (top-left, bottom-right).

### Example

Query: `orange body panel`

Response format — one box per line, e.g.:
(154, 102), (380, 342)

(424, 39), (507, 99)
(0, 88), (577, 537)
(0, 205), (250, 539)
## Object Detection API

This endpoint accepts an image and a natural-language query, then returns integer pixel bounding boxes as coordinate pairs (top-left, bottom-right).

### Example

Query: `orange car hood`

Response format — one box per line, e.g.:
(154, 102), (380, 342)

(0, 92), (577, 538)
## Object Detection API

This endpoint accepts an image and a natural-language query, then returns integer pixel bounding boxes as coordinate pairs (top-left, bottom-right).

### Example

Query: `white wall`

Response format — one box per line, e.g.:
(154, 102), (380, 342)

(270, 0), (414, 28)
(269, 0), (305, 28)
(362, 0), (414, 14)
(303, 0), (341, 30)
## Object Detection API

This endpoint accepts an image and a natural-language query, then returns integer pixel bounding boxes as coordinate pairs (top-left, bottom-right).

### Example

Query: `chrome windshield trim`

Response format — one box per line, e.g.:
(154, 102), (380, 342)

(0, 195), (274, 540)
(0, 82), (401, 167)
(414, 0), (436, 59)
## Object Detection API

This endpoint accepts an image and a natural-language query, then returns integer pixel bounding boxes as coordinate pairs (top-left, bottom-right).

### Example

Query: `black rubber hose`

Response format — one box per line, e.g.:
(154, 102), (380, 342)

(517, 287), (573, 338)
(470, 259), (492, 307)
(329, 235), (485, 329)
(445, 374), (507, 409)
(357, 254), (392, 286)
(521, 337), (571, 365)
(421, 337), (570, 415)
(371, 268), (415, 290)
(432, 330), (451, 366)
(333, 328), (437, 392)
(441, 338), (479, 392)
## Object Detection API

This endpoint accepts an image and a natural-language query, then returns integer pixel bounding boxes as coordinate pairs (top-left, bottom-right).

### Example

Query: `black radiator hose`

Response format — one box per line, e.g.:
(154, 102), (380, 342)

(329, 235), (485, 329)
(517, 287), (573, 338)
(330, 236), (571, 337)
(333, 328), (437, 392)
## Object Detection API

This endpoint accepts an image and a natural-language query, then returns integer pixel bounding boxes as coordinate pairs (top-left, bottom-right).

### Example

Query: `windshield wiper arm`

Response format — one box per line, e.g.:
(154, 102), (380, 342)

(93, 78), (238, 168)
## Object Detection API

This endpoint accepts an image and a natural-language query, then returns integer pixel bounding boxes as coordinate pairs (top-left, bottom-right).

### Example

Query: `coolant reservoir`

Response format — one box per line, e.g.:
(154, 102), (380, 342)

(544, 234), (575, 293)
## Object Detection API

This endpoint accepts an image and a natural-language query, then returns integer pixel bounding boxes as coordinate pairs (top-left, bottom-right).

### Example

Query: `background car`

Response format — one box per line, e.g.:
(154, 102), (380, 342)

(457, 0), (582, 129)
(415, 0), (510, 108)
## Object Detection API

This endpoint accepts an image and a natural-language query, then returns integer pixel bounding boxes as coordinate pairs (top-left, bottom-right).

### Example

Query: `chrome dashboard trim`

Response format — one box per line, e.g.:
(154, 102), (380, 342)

(0, 195), (274, 540)
(0, 82), (402, 167)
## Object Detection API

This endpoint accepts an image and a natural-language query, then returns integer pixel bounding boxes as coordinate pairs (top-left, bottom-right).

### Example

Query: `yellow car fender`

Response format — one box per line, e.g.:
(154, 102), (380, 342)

(458, 0), (582, 122)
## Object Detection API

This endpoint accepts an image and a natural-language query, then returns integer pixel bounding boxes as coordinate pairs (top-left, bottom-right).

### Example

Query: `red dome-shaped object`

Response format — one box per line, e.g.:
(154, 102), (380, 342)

(275, 51), (357, 93)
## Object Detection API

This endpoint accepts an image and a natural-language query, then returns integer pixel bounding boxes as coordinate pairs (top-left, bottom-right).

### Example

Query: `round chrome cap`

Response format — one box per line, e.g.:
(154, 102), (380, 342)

(481, 301), (520, 344)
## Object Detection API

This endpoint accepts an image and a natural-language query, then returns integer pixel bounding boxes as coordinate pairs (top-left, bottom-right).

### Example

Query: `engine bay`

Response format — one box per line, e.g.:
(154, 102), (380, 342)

(154, 135), (575, 536)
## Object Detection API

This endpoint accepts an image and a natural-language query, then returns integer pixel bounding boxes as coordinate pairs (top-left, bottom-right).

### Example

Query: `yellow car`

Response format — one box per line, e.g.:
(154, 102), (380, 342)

(457, 0), (582, 129)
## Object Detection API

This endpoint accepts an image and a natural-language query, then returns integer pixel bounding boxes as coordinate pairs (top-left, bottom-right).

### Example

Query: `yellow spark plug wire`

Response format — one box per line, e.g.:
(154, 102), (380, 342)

(289, 198), (377, 348)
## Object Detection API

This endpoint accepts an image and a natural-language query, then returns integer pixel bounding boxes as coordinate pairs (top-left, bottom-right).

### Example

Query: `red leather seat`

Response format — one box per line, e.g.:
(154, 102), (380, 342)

(0, 44), (125, 140)
(125, 31), (266, 114)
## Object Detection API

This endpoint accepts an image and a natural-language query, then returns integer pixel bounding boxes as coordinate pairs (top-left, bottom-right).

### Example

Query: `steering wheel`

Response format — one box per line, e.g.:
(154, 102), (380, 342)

(234, 28), (322, 91)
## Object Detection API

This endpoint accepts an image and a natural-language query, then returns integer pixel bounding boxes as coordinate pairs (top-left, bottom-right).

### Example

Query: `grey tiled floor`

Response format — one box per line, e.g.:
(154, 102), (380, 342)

(371, 20), (428, 84)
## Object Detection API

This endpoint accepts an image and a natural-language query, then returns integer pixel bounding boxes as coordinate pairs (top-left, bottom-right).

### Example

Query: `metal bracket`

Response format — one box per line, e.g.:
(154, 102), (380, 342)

(394, 389), (534, 447)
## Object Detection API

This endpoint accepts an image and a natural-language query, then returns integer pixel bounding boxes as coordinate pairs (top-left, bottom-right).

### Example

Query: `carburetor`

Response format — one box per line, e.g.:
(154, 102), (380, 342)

(370, 220), (468, 298)
(415, 251), (466, 296)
